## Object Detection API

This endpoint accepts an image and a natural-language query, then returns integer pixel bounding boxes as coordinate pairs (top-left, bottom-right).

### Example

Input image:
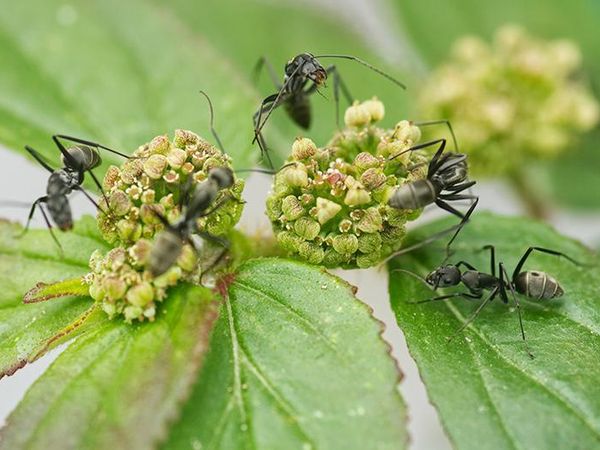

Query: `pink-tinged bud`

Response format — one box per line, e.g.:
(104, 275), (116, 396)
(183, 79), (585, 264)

(143, 154), (168, 179)
(148, 135), (171, 155)
(109, 190), (131, 216)
(167, 148), (187, 169)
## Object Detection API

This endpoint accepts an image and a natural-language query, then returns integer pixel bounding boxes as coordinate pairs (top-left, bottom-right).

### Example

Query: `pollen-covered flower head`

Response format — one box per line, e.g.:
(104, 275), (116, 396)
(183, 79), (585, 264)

(266, 98), (429, 269)
(87, 130), (244, 322)
(419, 24), (600, 176)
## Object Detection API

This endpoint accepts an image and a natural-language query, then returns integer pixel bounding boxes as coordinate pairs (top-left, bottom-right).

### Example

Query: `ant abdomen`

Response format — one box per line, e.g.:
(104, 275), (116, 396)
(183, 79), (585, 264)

(46, 195), (73, 231)
(63, 145), (101, 171)
(514, 271), (564, 299)
(284, 94), (311, 129)
(149, 231), (183, 277)
(389, 179), (438, 210)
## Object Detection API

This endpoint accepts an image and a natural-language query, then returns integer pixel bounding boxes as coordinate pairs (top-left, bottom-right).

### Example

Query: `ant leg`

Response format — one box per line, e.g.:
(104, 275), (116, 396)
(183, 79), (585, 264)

(85, 168), (112, 214)
(500, 262), (534, 359)
(441, 197), (478, 262)
(512, 246), (584, 281)
(199, 90), (226, 154)
(252, 56), (282, 88)
(253, 63), (302, 141)
(24, 146), (55, 173)
(455, 261), (478, 271)
(444, 180), (476, 193)
(387, 138), (446, 165)
(410, 291), (481, 304)
(18, 198), (63, 255)
(73, 185), (108, 216)
(482, 245), (496, 277)
(447, 287), (498, 342)
(323, 65), (353, 128)
(18, 197), (47, 239)
(252, 93), (280, 169)
(53, 135), (130, 159)
(384, 197), (478, 263)
(435, 198), (465, 220)
(411, 119), (459, 152)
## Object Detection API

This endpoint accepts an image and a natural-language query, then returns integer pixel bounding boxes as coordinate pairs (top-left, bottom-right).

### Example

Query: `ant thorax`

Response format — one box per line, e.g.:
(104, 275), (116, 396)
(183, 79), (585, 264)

(47, 169), (80, 196)
(432, 158), (468, 188)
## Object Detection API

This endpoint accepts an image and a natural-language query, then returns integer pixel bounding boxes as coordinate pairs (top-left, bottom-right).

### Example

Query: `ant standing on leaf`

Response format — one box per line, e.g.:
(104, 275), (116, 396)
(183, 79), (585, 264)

(395, 244), (583, 358)
(252, 52), (407, 168)
(19, 135), (130, 254)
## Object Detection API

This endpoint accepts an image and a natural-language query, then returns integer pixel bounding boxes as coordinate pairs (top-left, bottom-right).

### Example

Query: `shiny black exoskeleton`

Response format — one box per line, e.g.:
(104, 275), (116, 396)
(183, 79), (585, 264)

(418, 245), (581, 358)
(252, 52), (406, 168)
(388, 138), (476, 219)
(148, 167), (235, 277)
(21, 135), (129, 252)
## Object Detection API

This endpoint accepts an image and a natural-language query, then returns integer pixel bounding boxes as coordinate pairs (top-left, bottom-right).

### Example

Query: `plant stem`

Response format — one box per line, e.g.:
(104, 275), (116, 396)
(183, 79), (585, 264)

(509, 168), (550, 220)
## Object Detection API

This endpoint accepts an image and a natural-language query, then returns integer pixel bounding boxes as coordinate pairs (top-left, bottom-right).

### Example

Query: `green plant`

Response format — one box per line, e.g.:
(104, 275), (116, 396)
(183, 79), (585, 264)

(1, 1), (599, 450)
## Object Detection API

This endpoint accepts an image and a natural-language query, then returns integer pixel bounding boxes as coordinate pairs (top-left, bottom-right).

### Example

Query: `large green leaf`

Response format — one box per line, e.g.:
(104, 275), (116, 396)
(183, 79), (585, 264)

(0, 0), (271, 172)
(0, 216), (105, 379)
(0, 283), (218, 450)
(0, 0), (415, 175)
(164, 258), (407, 450)
(388, 212), (600, 450)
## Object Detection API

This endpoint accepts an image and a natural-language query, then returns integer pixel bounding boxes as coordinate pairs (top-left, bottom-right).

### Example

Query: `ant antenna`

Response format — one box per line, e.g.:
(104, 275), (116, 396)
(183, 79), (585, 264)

(314, 54), (407, 90)
(390, 268), (430, 287)
(199, 90), (226, 154)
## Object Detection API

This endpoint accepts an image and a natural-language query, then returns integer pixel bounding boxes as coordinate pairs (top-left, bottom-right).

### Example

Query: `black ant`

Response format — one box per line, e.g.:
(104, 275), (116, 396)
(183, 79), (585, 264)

(252, 52), (406, 168)
(379, 137), (478, 261)
(148, 167), (236, 277)
(21, 135), (130, 253)
(397, 245), (582, 358)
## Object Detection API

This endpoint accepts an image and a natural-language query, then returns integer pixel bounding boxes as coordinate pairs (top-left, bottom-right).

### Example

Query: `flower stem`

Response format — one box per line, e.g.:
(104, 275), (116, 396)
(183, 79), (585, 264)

(509, 168), (550, 220)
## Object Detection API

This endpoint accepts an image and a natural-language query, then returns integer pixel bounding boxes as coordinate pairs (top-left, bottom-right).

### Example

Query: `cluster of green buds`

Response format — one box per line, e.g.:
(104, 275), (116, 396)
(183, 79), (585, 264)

(419, 24), (600, 176)
(86, 130), (244, 322)
(266, 98), (428, 269)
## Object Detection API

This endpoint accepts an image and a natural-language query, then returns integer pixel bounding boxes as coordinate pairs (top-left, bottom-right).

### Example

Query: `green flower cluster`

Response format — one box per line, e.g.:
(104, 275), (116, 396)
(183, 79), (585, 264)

(419, 24), (599, 176)
(266, 98), (428, 269)
(86, 130), (244, 322)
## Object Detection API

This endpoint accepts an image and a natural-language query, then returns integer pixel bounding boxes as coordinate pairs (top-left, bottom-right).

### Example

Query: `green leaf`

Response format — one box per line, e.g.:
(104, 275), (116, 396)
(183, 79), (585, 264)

(164, 258), (407, 450)
(388, 212), (600, 450)
(0, 0), (415, 174)
(0, 0), (270, 172)
(0, 283), (219, 450)
(0, 216), (106, 379)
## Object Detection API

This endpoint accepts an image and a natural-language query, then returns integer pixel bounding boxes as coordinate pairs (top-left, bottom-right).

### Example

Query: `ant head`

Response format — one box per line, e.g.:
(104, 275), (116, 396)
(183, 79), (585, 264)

(286, 53), (327, 85)
(425, 265), (461, 288)
(209, 167), (234, 189)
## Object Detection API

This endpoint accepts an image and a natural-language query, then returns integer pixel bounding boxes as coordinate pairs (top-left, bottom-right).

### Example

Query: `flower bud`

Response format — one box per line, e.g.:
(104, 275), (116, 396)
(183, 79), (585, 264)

(332, 234), (359, 255)
(149, 135), (170, 155)
(143, 154), (168, 179)
(362, 97), (385, 122)
(344, 101), (371, 128)
(344, 187), (371, 206)
(298, 242), (325, 264)
(357, 207), (383, 233)
(126, 282), (154, 307)
(294, 217), (320, 240)
(177, 244), (197, 272)
(354, 152), (380, 170)
(102, 275), (127, 300)
(280, 163), (309, 188)
(315, 197), (342, 224)
(167, 148), (187, 169)
(109, 190), (131, 216)
(292, 137), (318, 160)
(281, 195), (304, 221)
(357, 232), (382, 253)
